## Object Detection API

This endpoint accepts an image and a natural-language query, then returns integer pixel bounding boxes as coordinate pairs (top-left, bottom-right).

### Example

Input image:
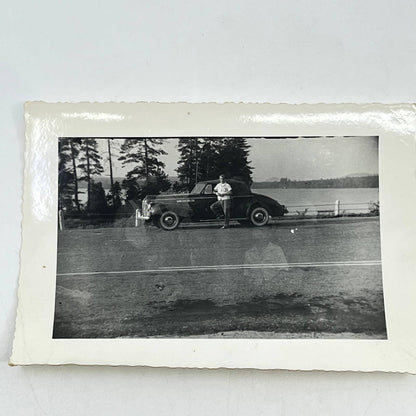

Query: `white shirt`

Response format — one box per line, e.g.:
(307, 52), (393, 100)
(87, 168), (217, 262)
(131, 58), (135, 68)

(214, 182), (232, 200)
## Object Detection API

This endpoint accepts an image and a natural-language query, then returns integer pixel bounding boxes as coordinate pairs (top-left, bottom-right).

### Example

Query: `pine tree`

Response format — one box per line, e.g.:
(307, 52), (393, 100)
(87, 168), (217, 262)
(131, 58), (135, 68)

(121, 178), (142, 201)
(118, 138), (170, 199)
(176, 138), (254, 188)
(89, 182), (108, 213)
(58, 138), (84, 211)
(77, 139), (104, 211)
(107, 139), (115, 206)
(200, 138), (227, 180)
(176, 138), (204, 190)
(107, 181), (122, 209)
(214, 138), (253, 183)
(198, 139), (221, 181)
(69, 138), (82, 211)
(58, 139), (75, 210)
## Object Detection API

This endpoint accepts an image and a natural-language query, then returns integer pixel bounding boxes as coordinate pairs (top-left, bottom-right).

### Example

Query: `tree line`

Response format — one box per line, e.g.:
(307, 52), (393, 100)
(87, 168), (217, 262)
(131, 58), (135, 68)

(58, 137), (253, 213)
(253, 176), (379, 189)
(175, 138), (252, 191)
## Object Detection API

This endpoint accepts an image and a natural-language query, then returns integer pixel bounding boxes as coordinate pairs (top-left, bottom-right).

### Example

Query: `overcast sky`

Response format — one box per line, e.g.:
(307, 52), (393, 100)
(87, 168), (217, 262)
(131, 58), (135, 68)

(98, 136), (378, 182)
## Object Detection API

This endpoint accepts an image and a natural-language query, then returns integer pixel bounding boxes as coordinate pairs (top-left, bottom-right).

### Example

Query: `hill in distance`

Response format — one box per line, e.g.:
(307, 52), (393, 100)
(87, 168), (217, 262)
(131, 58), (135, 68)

(264, 173), (376, 182)
(345, 173), (375, 178)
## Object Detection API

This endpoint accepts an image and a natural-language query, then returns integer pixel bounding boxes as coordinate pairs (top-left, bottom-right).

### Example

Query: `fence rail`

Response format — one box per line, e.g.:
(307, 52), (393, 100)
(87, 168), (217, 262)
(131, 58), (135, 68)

(286, 202), (369, 208)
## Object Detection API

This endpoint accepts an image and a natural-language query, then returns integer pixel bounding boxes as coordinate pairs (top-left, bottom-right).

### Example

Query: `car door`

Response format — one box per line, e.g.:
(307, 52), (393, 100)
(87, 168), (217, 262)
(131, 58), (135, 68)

(229, 182), (251, 219)
(191, 184), (217, 220)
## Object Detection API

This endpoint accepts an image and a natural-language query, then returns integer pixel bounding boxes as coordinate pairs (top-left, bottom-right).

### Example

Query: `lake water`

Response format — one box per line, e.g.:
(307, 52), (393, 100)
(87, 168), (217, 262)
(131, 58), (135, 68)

(78, 187), (379, 215)
(252, 188), (379, 215)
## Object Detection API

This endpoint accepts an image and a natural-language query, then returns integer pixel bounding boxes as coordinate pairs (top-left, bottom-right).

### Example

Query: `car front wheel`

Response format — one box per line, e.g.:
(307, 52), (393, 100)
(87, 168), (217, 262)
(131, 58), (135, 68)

(249, 206), (269, 227)
(159, 211), (180, 231)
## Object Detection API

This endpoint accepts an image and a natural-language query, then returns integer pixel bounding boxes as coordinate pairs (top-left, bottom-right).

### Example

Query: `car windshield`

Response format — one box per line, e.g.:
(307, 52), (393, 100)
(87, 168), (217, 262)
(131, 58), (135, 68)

(190, 182), (207, 194)
(203, 184), (213, 194)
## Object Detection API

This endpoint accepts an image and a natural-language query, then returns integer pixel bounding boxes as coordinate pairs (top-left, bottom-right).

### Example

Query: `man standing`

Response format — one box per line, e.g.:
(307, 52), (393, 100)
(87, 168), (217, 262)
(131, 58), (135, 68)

(210, 174), (232, 229)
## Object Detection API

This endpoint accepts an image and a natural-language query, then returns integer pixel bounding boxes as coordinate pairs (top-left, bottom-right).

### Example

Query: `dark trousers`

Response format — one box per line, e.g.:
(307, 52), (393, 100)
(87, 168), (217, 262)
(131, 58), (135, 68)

(210, 199), (231, 226)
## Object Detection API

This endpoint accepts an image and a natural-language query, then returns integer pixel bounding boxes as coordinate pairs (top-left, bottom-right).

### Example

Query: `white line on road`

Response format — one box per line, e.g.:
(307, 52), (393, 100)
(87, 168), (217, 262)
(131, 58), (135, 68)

(57, 260), (382, 277)
(159, 259), (381, 270)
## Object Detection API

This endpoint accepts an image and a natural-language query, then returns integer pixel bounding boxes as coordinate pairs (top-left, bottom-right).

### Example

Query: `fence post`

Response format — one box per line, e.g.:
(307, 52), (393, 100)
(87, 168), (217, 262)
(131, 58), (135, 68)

(58, 209), (64, 231)
(334, 200), (340, 216)
(135, 209), (139, 227)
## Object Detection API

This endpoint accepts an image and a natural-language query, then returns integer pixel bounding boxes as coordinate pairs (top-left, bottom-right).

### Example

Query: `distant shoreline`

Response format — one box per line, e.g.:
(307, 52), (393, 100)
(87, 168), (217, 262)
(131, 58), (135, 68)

(252, 175), (378, 189)
(77, 175), (379, 190)
(252, 185), (379, 189)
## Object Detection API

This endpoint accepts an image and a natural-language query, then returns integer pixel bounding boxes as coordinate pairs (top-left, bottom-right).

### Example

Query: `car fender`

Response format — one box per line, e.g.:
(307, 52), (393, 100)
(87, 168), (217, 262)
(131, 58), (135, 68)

(150, 202), (191, 218)
(150, 203), (164, 217)
(244, 200), (265, 218)
(250, 194), (287, 217)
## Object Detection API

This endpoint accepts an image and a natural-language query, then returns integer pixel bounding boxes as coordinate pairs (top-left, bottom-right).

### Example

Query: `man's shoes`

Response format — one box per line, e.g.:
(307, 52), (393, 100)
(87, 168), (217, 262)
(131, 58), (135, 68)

(221, 225), (229, 229)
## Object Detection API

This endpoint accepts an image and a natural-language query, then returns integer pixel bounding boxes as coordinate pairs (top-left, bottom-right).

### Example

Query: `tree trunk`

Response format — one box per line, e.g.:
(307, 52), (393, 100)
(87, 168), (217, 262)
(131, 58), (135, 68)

(70, 139), (80, 212)
(206, 140), (210, 178)
(107, 139), (115, 205)
(194, 138), (199, 184)
(86, 140), (91, 211)
(143, 138), (149, 183)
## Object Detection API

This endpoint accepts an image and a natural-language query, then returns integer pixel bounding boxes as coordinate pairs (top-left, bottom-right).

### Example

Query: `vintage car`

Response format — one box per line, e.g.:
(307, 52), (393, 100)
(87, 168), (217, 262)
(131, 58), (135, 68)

(137, 179), (287, 230)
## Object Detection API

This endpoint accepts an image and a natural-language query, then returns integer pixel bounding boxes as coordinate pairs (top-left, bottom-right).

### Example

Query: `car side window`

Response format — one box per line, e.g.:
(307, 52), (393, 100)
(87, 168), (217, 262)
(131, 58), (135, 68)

(203, 184), (213, 194)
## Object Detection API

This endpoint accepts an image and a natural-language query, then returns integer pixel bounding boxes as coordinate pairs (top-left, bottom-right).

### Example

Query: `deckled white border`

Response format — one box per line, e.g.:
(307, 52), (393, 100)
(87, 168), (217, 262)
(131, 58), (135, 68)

(10, 102), (416, 371)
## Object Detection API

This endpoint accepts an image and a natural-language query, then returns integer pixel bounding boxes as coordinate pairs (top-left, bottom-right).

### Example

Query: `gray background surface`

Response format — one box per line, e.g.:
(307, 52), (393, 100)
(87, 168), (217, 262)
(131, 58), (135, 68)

(2, 1), (416, 414)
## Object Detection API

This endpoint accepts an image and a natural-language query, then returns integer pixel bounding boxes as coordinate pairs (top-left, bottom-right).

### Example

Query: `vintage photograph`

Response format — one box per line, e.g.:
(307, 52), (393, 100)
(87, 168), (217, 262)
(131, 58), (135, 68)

(54, 135), (386, 339)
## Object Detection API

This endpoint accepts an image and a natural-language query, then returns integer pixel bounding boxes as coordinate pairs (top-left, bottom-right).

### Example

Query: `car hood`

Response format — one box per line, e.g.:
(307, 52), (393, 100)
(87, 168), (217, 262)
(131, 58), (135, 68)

(144, 193), (192, 201)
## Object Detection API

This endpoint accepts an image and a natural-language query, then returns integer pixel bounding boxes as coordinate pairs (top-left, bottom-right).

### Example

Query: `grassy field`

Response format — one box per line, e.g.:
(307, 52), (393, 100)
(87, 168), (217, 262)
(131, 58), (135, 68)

(53, 217), (387, 339)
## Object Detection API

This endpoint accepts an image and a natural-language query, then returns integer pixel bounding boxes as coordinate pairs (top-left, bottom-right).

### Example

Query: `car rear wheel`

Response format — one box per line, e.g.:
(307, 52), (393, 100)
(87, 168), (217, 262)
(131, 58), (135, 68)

(159, 211), (180, 231)
(249, 206), (269, 227)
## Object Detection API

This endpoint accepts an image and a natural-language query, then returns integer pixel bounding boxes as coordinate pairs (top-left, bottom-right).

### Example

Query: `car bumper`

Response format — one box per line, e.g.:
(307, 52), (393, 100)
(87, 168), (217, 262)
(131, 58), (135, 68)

(136, 209), (150, 220)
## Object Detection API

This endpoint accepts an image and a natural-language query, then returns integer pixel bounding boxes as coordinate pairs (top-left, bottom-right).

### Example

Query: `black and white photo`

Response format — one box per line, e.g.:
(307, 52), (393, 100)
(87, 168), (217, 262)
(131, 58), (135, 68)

(11, 102), (416, 371)
(54, 135), (386, 339)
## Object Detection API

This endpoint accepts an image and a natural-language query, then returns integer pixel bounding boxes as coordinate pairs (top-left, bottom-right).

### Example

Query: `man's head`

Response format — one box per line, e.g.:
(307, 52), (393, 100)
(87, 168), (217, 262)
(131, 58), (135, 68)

(219, 174), (226, 183)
